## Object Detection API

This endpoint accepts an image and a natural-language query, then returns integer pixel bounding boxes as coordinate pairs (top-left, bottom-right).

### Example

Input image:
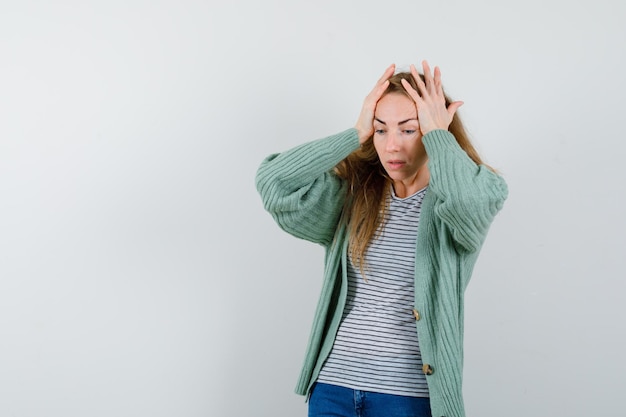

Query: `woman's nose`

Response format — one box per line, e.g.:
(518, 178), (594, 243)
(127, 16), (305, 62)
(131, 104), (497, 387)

(385, 132), (400, 152)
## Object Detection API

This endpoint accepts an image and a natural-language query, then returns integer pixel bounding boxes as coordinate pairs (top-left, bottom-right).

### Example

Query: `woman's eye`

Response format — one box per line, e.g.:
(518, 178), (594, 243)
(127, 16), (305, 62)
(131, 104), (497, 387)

(374, 129), (385, 135)
(404, 130), (416, 135)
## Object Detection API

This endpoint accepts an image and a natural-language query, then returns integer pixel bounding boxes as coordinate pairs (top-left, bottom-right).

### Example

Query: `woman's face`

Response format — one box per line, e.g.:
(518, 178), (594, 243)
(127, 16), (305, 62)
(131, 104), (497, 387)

(373, 93), (427, 186)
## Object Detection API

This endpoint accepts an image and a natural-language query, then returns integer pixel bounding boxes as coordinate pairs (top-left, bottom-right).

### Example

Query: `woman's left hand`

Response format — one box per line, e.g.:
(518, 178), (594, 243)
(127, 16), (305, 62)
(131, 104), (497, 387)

(401, 60), (464, 135)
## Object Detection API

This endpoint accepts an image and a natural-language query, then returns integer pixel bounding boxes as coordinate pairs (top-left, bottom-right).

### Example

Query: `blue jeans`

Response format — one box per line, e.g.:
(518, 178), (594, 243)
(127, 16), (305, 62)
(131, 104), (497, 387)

(308, 382), (432, 417)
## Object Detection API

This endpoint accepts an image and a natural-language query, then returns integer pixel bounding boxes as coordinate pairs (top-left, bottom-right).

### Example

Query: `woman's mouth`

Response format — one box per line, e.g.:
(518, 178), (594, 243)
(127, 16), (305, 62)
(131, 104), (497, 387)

(387, 160), (405, 170)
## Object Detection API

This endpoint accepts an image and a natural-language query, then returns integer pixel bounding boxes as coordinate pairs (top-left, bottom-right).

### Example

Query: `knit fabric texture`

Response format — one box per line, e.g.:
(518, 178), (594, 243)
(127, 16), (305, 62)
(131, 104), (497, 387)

(255, 128), (508, 417)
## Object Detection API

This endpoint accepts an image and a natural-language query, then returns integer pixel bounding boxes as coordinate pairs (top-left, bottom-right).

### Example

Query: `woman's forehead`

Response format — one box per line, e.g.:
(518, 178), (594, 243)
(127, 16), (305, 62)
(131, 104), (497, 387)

(375, 94), (417, 123)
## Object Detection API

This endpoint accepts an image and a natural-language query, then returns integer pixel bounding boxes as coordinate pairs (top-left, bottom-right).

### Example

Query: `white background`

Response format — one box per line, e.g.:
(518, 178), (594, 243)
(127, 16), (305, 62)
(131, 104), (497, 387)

(1, 1), (624, 416)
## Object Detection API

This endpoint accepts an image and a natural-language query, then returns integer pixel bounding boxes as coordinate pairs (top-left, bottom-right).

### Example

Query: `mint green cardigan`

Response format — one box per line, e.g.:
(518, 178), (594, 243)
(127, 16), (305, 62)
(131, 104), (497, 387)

(255, 128), (508, 417)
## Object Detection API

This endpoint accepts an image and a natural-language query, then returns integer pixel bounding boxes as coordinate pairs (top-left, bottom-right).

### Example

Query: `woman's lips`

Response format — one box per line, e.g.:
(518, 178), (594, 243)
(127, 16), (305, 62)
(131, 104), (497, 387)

(387, 160), (405, 170)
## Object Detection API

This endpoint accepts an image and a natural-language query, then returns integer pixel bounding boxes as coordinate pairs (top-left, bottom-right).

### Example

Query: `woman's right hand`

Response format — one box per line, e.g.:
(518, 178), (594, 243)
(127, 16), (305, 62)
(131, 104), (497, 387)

(355, 64), (395, 144)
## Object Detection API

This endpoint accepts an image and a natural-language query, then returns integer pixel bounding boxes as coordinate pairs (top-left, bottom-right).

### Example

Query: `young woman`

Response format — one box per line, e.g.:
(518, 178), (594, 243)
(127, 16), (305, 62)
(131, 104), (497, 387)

(256, 61), (508, 417)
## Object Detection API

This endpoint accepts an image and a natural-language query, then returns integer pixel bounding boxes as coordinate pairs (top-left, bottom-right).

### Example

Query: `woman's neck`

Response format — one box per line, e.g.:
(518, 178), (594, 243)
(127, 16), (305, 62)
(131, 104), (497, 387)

(392, 165), (430, 198)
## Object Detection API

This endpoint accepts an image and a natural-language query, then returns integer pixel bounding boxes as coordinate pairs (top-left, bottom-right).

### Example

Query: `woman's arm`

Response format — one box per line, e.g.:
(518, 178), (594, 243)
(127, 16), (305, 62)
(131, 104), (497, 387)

(423, 129), (508, 252)
(401, 60), (508, 252)
(255, 129), (360, 246)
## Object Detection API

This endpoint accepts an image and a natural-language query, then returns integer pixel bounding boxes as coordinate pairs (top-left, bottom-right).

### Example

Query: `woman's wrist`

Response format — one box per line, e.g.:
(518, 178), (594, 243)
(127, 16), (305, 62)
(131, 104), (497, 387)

(355, 127), (371, 144)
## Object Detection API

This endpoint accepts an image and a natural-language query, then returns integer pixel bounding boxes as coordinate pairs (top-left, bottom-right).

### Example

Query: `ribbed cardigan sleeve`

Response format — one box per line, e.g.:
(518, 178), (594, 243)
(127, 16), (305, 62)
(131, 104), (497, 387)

(255, 129), (360, 246)
(417, 130), (508, 417)
(422, 129), (508, 253)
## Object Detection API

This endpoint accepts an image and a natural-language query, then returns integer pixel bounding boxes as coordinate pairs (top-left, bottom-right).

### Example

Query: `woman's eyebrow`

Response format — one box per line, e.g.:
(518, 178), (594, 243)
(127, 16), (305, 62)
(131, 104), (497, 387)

(374, 118), (417, 125)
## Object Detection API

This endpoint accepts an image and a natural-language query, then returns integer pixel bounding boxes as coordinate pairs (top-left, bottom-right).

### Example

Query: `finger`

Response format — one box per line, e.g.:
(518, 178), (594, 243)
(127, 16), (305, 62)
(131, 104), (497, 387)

(433, 66), (443, 96)
(367, 78), (389, 100)
(447, 100), (464, 116)
(401, 78), (422, 104)
(366, 64), (394, 103)
(422, 60), (434, 93)
(376, 64), (395, 86)
(373, 79), (390, 99)
(410, 64), (427, 96)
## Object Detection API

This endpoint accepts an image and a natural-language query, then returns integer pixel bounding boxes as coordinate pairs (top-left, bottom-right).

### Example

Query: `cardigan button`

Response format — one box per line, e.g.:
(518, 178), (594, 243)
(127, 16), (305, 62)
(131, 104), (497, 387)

(412, 309), (421, 321)
(422, 364), (434, 375)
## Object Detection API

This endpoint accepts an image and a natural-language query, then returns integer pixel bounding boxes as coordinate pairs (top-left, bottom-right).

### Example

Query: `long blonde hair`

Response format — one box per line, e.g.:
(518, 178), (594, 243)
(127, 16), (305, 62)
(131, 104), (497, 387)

(334, 71), (485, 273)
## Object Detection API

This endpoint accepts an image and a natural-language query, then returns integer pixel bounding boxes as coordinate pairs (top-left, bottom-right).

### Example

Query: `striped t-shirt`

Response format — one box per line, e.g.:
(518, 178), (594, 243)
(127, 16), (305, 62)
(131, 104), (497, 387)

(317, 186), (428, 397)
